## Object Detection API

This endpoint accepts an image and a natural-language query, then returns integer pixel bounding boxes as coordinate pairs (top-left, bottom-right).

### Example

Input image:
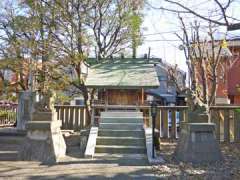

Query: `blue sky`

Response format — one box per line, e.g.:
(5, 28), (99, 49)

(138, 0), (240, 71)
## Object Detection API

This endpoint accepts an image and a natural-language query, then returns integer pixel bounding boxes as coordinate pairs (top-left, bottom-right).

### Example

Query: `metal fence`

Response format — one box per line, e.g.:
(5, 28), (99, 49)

(0, 102), (18, 127)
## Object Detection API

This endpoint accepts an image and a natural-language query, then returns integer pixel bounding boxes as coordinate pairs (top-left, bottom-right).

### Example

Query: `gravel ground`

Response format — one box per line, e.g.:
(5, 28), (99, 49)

(153, 140), (240, 180)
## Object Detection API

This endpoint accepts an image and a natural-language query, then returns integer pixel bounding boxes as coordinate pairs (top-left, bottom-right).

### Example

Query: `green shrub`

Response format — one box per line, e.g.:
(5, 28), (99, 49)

(0, 110), (16, 123)
(235, 108), (240, 113)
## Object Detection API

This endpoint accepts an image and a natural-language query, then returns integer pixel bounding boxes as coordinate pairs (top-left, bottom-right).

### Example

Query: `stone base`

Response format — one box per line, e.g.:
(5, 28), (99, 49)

(19, 120), (66, 164)
(174, 122), (222, 164)
(31, 112), (57, 121)
(188, 112), (209, 123)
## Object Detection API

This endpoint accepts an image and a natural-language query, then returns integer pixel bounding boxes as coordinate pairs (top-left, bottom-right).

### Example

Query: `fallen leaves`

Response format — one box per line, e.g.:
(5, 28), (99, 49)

(153, 141), (240, 180)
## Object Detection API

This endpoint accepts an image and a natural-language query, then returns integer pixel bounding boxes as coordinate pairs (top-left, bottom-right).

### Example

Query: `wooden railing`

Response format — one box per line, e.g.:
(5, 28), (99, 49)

(54, 105), (90, 131)
(1, 102), (238, 142)
(91, 104), (240, 142)
(0, 103), (18, 127)
(210, 106), (240, 142)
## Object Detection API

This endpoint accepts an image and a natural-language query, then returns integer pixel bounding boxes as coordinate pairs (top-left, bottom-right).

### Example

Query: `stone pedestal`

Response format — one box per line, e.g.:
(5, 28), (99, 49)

(188, 112), (209, 123)
(19, 109), (66, 164)
(174, 122), (222, 164)
(17, 91), (36, 130)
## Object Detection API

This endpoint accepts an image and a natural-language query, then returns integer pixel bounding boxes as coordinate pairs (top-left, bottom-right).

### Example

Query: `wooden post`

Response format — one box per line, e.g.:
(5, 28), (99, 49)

(211, 109), (220, 141)
(156, 108), (161, 137)
(64, 107), (69, 129)
(161, 109), (169, 138)
(141, 88), (144, 105)
(75, 107), (79, 131)
(148, 106), (152, 128)
(60, 107), (64, 126)
(185, 108), (189, 122)
(159, 109), (162, 137)
(171, 110), (176, 139)
(69, 107), (74, 130)
(55, 106), (60, 120)
(179, 109), (184, 123)
(234, 110), (240, 142)
(224, 110), (230, 142)
(78, 107), (83, 128)
(91, 107), (95, 126)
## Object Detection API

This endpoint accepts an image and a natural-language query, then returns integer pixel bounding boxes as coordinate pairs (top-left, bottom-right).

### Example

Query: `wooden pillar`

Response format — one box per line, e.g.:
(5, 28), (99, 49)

(159, 109), (162, 137)
(148, 107), (151, 127)
(69, 107), (74, 130)
(64, 107), (69, 129)
(234, 110), (240, 142)
(55, 106), (60, 120)
(224, 110), (230, 142)
(185, 108), (189, 122)
(75, 107), (80, 131)
(171, 110), (176, 139)
(156, 108), (161, 137)
(211, 109), (221, 141)
(141, 88), (144, 105)
(60, 107), (64, 125)
(91, 107), (95, 125)
(179, 109), (184, 123)
(161, 109), (169, 138)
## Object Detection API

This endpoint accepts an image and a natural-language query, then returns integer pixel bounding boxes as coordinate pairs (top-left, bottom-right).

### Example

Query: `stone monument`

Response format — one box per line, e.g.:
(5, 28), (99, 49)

(174, 90), (222, 163)
(19, 90), (66, 164)
(17, 91), (36, 130)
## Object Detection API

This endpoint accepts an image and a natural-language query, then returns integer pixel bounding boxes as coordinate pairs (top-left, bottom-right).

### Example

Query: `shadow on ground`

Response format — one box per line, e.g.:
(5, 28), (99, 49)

(27, 168), (156, 180)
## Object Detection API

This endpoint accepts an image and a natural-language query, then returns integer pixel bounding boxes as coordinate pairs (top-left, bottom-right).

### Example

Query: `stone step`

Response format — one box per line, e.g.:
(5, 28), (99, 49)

(0, 136), (25, 145)
(0, 128), (26, 136)
(98, 130), (145, 138)
(0, 144), (20, 151)
(66, 145), (80, 153)
(99, 123), (143, 130)
(66, 145), (84, 158)
(0, 143), (19, 161)
(63, 133), (80, 147)
(101, 111), (143, 118)
(96, 137), (145, 146)
(94, 153), (148, 166)
(95, 145), (146, 154)
(94, 153), (147, 159)
(100, 117), (143, 123)
(0, 151), (18, 161)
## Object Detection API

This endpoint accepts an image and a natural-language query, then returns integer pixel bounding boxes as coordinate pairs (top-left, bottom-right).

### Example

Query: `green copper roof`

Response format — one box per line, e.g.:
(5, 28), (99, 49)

(86, 58), (162, 66)
(85, 63), (160, 89)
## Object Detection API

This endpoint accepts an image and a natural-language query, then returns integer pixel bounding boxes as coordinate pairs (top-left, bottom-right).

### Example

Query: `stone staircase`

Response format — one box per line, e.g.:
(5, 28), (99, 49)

(94, 111), (148, 164)
(0, 128), (84, 161)
(0, 129), (26, 161)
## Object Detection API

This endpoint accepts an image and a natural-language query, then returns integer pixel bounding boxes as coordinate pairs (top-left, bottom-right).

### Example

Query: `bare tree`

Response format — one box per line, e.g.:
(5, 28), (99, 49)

(170, 16), (232, 113)
(147, 0), (240, 27)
